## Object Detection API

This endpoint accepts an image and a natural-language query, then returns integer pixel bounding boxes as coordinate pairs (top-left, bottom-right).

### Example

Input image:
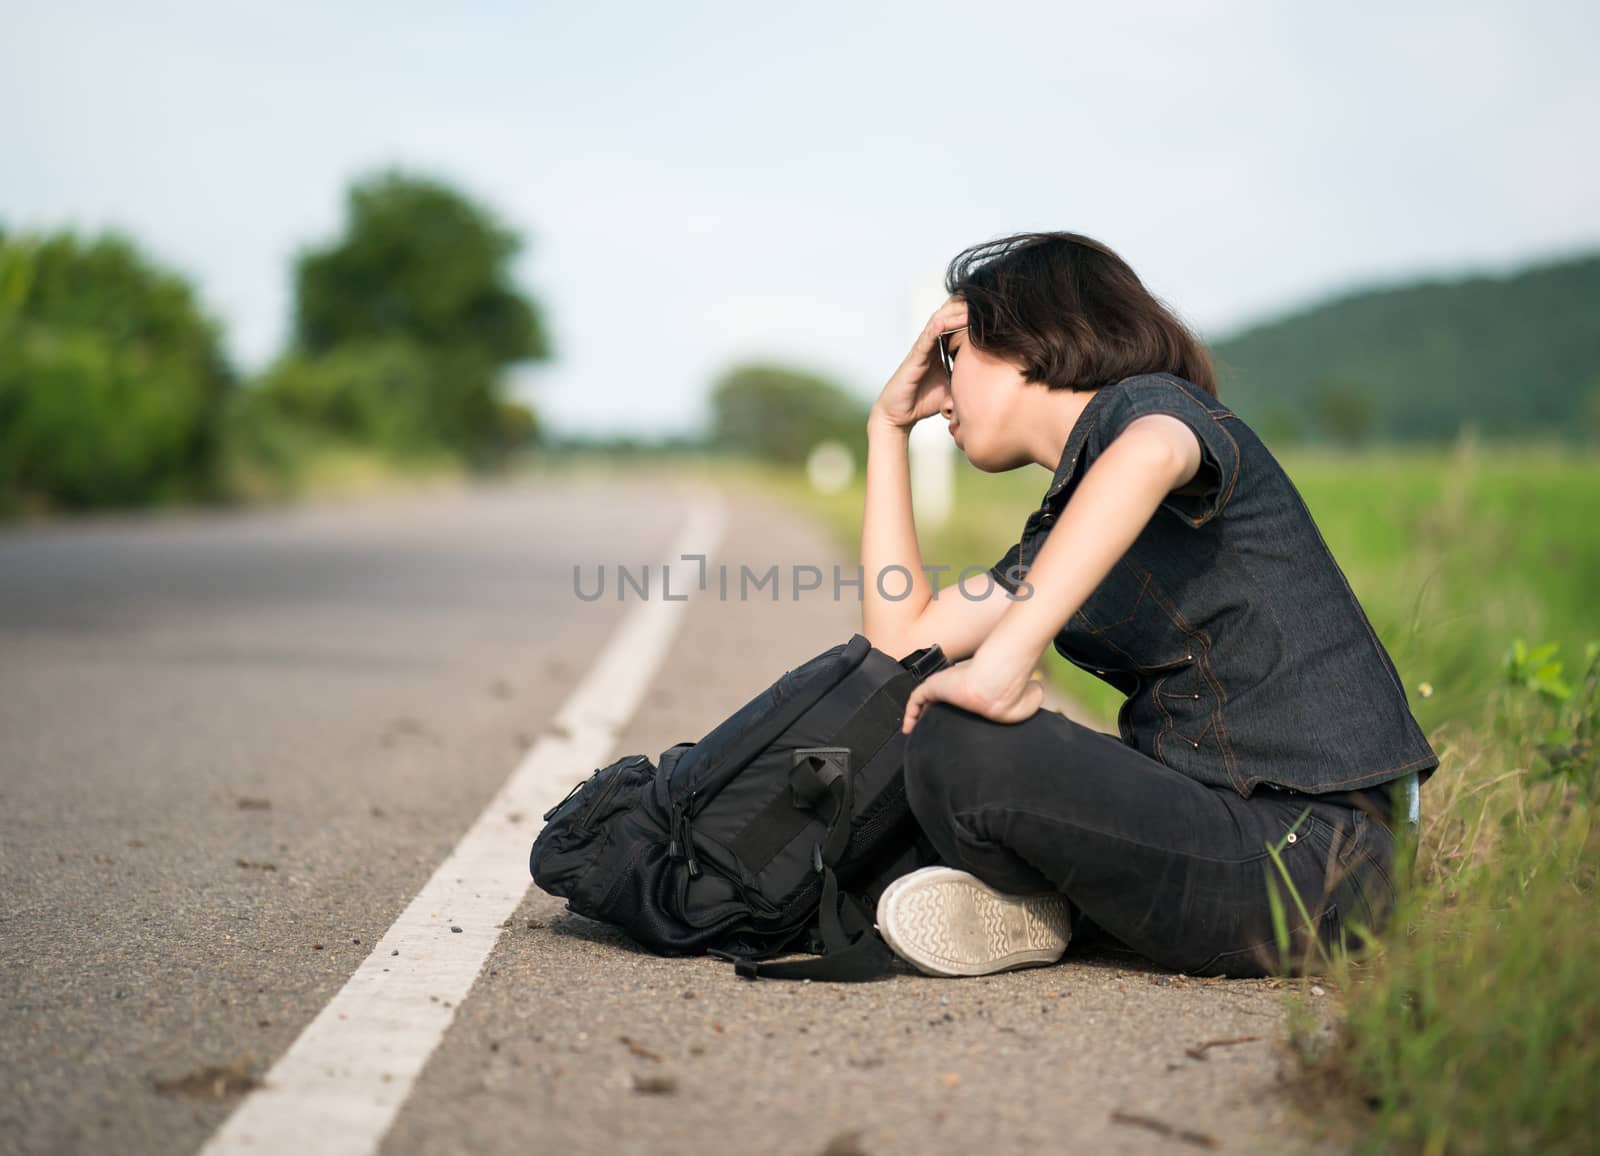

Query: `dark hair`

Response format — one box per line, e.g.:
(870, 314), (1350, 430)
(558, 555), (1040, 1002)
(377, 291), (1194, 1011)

(943, 231), (1218, 397)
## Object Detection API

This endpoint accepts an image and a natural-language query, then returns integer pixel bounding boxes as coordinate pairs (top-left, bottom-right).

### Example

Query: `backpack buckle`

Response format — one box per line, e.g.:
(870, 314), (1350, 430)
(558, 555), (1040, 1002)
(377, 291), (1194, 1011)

(901, 643), (948, 678)
(790, 747), (850, 809)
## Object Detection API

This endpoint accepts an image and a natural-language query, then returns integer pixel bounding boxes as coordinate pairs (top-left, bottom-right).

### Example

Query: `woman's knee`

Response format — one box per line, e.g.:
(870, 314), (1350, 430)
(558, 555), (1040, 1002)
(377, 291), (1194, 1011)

(902, 701), (981, 831)
(902, 701), (1065, 824)
(908, 698), (1094, 826)
(900, 702), (1061, 892)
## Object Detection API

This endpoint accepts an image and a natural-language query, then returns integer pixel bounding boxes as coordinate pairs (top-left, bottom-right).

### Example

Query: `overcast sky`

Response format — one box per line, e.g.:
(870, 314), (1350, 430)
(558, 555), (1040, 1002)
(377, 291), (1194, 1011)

(5, 0), (1597, 437)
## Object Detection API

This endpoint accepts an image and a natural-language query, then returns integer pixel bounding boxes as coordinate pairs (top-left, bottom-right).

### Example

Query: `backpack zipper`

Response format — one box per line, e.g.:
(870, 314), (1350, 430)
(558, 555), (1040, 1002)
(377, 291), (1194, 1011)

(541, 776), (587, 823)
(579, 772), (625, 830)
(669, 794), (703, 878)
(573, 755), (646, 831)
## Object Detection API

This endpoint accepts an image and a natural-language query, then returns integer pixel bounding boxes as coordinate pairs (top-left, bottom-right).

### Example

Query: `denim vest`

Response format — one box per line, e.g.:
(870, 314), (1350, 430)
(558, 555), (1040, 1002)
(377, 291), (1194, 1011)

(988, 372), (1440, 801)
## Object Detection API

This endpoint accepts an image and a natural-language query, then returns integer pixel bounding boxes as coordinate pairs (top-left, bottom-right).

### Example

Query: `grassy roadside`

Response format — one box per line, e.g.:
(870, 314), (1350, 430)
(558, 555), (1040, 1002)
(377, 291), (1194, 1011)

(214, 413), (473, 508)
(726, 438), (1599, 1155)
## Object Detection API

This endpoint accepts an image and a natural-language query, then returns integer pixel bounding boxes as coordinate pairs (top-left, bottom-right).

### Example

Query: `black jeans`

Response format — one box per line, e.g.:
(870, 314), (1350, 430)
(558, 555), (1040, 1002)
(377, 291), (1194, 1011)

(901, 701), (1401, 978)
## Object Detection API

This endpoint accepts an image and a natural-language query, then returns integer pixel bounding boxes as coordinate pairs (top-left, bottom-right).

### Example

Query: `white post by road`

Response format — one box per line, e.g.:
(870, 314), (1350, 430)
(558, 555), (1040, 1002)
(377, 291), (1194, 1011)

(906, 270), (955, 533)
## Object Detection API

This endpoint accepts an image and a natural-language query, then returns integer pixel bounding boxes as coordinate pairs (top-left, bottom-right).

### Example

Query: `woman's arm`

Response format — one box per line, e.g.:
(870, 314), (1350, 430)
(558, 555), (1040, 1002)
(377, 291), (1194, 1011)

(860, 411), (934, 652)
(901, 413), (1202, 731)
(860, 408), (1015, 663)
(982, 413), (1198, 669)
(859, 296), (971, 656)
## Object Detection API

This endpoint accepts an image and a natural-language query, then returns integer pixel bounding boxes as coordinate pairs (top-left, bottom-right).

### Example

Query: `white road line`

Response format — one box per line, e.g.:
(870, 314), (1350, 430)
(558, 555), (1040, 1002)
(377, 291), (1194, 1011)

(199, 495), (729, 1155)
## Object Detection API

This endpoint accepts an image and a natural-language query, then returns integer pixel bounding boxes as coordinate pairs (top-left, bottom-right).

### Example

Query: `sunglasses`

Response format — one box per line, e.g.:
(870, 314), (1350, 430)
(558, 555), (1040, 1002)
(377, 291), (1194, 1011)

(936, 325), (967, 379)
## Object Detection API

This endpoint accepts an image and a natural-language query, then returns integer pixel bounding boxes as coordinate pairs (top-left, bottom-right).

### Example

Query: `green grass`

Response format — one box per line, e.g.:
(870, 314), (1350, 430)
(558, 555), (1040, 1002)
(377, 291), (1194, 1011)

(213, 414), (470, 508)
(692, 436), (1598, 1155)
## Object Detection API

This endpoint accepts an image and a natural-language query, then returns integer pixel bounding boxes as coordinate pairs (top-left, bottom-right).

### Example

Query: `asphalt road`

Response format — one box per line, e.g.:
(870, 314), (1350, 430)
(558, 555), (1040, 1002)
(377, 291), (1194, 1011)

(0, 474), (1352, 1156)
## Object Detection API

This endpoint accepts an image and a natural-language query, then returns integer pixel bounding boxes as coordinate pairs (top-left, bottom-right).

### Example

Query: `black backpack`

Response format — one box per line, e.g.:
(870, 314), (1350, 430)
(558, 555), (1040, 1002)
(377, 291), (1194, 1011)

(528, 633), (950, 981)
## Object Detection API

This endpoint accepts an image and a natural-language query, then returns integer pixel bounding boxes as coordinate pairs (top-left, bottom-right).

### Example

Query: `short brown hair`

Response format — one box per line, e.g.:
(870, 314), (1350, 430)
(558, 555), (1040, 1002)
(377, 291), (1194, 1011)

(944, 231), (1218, 397)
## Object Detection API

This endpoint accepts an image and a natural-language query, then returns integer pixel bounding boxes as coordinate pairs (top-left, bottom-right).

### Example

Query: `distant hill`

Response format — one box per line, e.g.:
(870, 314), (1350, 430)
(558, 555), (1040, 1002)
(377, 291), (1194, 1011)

(1208, 251), (1600, 445)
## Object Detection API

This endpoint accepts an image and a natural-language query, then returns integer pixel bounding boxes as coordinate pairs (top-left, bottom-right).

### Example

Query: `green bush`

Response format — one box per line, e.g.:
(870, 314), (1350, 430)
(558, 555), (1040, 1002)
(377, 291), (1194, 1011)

(1301, 642), (1600, 1155)
(0, 227), (232, 512)
(708, 362), (869, 466)
(250, 339), (440, 459)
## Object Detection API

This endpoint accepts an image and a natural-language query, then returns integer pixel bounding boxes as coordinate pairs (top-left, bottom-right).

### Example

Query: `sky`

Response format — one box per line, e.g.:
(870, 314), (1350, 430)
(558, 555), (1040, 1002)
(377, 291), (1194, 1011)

(4, 0), (1597, 438)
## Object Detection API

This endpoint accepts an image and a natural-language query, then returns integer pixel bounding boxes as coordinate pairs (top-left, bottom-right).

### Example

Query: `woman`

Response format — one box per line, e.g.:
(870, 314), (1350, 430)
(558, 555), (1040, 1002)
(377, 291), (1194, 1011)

(862, 231), (1438, 979)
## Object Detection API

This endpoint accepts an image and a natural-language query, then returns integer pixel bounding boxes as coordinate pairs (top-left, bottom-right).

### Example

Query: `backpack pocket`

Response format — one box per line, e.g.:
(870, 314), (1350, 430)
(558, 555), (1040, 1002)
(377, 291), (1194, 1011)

(530, 753), (659, 902)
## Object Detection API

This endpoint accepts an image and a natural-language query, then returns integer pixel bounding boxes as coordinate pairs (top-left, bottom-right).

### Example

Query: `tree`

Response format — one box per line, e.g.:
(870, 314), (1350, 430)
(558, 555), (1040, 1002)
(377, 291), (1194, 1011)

(1311, 378), (1377, 447)
(0, 226), (233, 511)
(290, 170), (551, 463)
(708, 363), (870, 466)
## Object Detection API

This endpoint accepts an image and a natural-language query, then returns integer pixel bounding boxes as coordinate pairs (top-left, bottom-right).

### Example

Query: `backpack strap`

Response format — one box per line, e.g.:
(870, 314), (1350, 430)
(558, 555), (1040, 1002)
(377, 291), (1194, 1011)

(787, 747), (854, 867)
(732, 863), (895, 981)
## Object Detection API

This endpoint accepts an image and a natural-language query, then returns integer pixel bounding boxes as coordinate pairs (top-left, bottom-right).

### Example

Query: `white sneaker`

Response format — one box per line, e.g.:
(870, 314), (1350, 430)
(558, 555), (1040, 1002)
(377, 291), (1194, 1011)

(875, 865), (1073, 977)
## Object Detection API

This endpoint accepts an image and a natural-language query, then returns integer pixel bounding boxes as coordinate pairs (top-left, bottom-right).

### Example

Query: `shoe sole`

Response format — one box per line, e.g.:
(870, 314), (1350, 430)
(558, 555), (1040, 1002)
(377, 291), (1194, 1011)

(875, 865), (1072, 978)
